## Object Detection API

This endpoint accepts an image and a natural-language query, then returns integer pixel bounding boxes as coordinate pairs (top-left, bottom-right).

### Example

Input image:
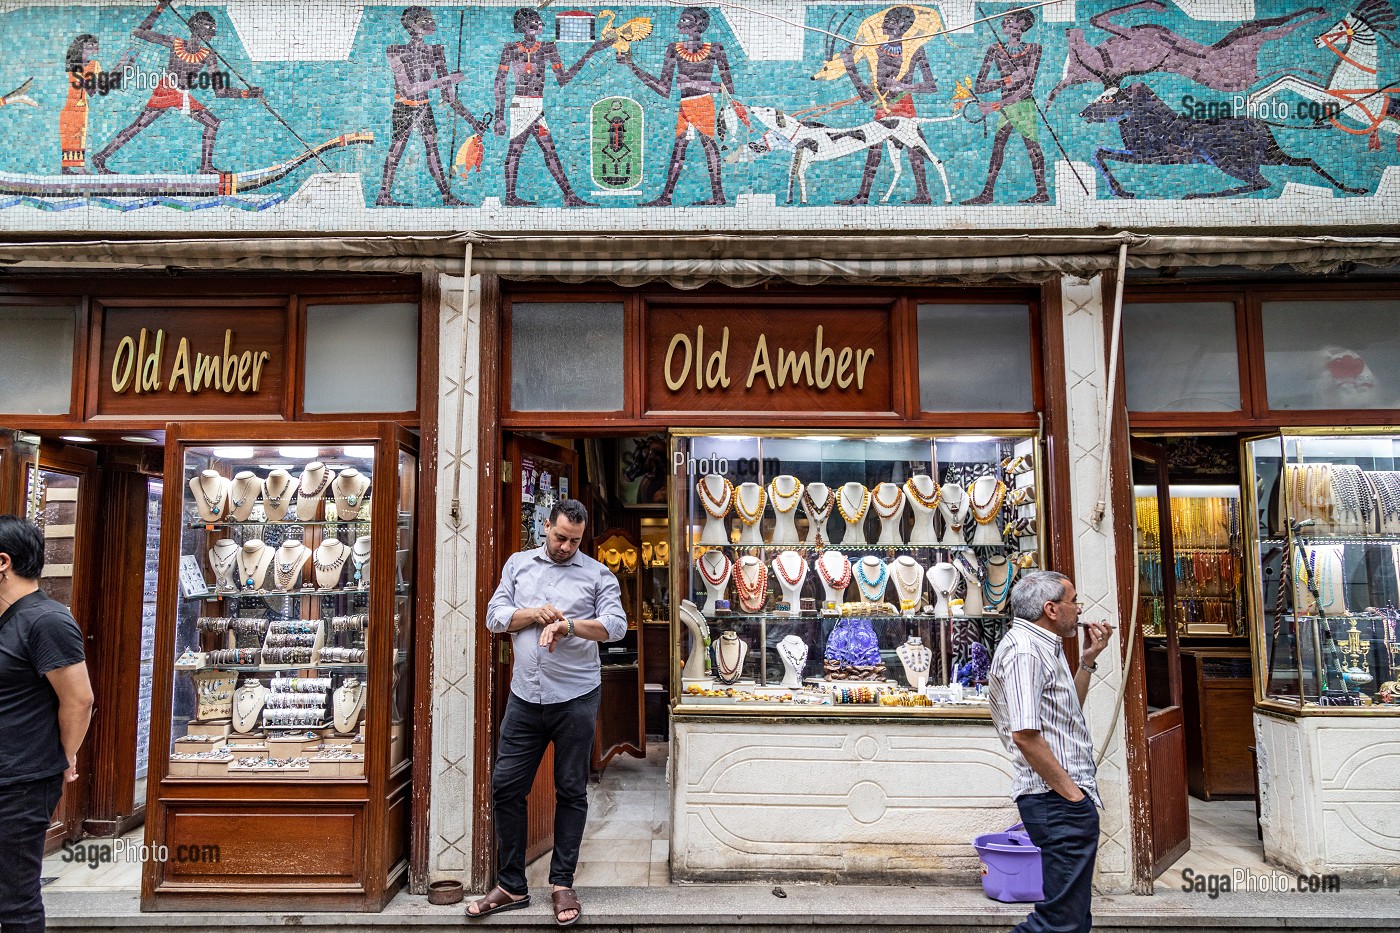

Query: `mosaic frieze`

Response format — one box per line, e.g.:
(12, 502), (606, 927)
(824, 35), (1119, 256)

(0, 0), (1396, 229)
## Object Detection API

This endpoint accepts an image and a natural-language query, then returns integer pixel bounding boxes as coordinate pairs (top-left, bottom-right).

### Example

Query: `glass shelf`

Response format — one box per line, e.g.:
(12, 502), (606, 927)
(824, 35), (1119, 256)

(708, 612), (1013, 623)
(185, 585), (406, 602)
(184, 514), (411, 530)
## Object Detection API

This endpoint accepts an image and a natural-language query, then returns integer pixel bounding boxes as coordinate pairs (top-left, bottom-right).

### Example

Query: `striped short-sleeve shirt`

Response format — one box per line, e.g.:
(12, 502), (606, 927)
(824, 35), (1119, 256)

(989, 618), (1101, 806)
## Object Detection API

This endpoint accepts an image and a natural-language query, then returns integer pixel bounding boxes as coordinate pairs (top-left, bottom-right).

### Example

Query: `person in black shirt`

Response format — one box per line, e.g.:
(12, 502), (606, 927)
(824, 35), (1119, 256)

(0, 515), (92, 933)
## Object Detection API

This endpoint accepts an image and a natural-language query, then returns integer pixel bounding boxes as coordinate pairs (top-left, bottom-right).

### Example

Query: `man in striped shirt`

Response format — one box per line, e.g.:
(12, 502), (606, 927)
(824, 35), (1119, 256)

(989, 571), (1113, 933)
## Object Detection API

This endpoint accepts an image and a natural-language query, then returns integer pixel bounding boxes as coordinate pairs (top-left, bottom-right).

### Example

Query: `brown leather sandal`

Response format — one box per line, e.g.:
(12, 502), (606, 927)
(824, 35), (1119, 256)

(466, 886), (530, 919)
(551, 887), (582, 927)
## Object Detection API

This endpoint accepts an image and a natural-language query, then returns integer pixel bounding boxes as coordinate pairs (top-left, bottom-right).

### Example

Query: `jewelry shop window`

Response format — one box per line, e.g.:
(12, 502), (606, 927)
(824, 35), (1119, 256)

(1244, 432), (1400, 712)
(0, 305), (76, 416)
(916, 303), (1034, 412)
(671, 431), (1043, 716)
(509, 301), (625, 412)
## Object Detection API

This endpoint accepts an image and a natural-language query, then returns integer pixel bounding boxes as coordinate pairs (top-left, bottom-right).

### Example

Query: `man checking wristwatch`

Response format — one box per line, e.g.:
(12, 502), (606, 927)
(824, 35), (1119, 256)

(472, 499), (626, 927)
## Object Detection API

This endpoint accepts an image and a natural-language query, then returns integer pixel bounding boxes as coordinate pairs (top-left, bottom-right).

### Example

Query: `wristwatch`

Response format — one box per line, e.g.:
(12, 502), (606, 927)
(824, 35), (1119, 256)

(565, 619), (575, 638)
(1081, 657), (1098, 672)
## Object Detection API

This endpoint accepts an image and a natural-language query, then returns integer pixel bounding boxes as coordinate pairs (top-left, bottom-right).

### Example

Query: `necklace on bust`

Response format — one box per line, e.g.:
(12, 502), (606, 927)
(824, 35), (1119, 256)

(904, 477), (941, 510)
(696, 551), (732, 587)
(836, 485), (870, 524)
(892, 558), (922, 592)
(272, 544), (308, 590)
(733, 484), (767, 526)
(942, 486), (968, 533)
(897, 640), (931, 673)
(969, 479), (1007, 524)
(209, 540), (239, 579)
(603, 548), (622, 572)
(854, 558), (888, 599)
(773, 552), (806, 586)
(768, 476), (803, 514)
(313, 540), (350, 575)
(229, 475), (259, 512)
(713, 632), (743, 683)
(621, 549), (638, 572)
(871, 484), (905, 519)
(802, 486), (835, 522)
(196, 474), (226, 517)
(654, 541), (669, 565)
(299, 467), (333, 500)
(815, 552), (852, 591)
(263, 472), (292, 510)
(778, 638), (807, 671)
(697, 475), (734, 518)
(734, 560), (769, 612)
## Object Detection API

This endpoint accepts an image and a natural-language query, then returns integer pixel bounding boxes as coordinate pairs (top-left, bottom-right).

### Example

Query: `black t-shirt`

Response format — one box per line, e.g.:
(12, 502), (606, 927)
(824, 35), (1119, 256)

(0, 590), (85, 785)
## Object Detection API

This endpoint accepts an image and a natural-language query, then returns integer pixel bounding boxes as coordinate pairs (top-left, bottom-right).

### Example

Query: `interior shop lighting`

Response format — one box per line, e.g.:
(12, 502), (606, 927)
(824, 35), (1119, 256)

(278, 446), (320, 459)
(343, 446), (374, 460)
(60, 435), (96, 443)
(121, 435), (160, 445)
(872, 435), (914, 443)
(212, 447), (256, 460)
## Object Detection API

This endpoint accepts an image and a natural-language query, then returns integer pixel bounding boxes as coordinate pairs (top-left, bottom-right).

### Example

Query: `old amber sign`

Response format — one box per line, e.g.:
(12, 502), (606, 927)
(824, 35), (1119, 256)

(645, 306), (895, 414)
(94, 307), (285, 418)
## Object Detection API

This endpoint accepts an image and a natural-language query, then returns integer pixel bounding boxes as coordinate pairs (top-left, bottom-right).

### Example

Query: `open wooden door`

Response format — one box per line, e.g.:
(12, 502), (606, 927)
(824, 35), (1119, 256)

(1131, 441), (1190, 876)
(495, 434), (579, 864)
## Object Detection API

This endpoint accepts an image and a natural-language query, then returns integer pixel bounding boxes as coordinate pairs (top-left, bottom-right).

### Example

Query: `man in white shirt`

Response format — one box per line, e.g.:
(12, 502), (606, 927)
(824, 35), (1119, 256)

(469, 499), (626, 927)
(989, 570), (1113, 933)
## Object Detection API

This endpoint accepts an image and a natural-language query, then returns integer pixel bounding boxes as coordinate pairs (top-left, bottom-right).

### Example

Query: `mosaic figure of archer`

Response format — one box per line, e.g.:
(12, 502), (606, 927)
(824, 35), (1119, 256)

(377, 6), (489, 207)
(60, 35), (132, 173)
(494, 9), (610, 207)
(91, 1), (262, 175)
(837, 5), (939, 205)
(619, 7), (735, 207)
(962, 10), (1048, 205)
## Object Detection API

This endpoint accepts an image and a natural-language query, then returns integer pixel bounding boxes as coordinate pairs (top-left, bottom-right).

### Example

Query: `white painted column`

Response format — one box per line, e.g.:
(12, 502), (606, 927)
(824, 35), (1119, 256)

(1059, 274), (1135, 895)
(428, 273), (482, 881)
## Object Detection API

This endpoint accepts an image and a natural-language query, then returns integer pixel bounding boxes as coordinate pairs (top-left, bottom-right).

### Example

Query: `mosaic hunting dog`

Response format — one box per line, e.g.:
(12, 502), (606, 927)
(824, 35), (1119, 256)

(730, 103), (956, 205)
(1079, 82), (1367, 198)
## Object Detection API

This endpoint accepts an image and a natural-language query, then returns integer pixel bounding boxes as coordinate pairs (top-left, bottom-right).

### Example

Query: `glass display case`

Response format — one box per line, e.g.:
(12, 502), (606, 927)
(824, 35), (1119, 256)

(593, 528), (646, 768)
(145, 422), (416, 909)
(1244, 431), (1400, 712)
(669, 431), (1042, 716)
(1136, 485), (1245, 638)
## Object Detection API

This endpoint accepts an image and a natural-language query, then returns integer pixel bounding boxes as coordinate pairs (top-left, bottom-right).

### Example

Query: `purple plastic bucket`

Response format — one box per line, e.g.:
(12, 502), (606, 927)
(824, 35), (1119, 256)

(973, 823), (1044, 903)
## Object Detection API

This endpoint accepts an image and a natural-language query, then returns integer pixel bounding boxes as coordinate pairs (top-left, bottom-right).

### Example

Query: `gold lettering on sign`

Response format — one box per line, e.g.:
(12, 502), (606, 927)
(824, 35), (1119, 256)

(663, 323), (877, 395)
(109, 327), (272, 396)
(664, 326), (732, 391)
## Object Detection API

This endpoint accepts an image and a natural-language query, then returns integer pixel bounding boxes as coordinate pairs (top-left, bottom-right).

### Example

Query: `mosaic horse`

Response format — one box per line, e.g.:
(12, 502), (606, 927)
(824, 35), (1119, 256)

(1248, 0), (1400, 150)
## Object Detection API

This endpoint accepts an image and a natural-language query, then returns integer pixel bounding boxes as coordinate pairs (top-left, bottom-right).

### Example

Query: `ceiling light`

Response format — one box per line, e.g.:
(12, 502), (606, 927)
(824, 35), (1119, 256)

(212, 447), (256, 460)
(121, 435), (160, 445)
(60, 435), (96, 443)
(279, 446), (320, 459)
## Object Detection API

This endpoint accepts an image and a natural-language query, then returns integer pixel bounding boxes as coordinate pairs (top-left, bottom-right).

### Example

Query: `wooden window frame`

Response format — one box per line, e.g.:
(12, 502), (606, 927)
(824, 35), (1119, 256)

(295, 290), (423, 424)
(0, 293), (87, 429)
(500, 283), (1044, 431)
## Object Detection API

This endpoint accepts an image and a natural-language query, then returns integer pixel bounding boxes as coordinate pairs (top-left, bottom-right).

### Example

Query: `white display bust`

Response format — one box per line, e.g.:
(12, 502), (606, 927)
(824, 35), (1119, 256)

(227, 471), (261, 522)
(236, 540), (272, 591)
(313, 537), (351, 590)
(771, 551), (808, 616)
(853, 555), (889, 603)
(888, 555), (924, 613)
(733, 482), (767, 545)
(710, 630), (749, 685)
(271, 540), (310, 592)
(695, 550), (732, 617)
(983, 555), (1016, 614)
(802, 483), (835, 546)
(768, 475), (803, 546)
(896, 637), (933, 692)
(696, 474), (733, 546)
(295, 462), (337, 521)
(837, 482), (870, 546)
(207, 538), (240, 591)
(332, 468), (371, 522)
(261, 468), (294, 521)
(350, 535), (371, 588)
(678, 599), (711, 683)
(733, 555), (769, 613)
(926, 562), (960, 619)
(189, 470), (229, 523)
(968, 475), (1006, 546)
(937, 483), (971, 547)
(955, 553), (985, 617)
(814, 551), (852, 605)
(904, 475), (939, 544)
(333, 678), (366, 734)
(231, 679), (267, 734)
(871, 482), (906, 546)
(777, 634), (808, 688)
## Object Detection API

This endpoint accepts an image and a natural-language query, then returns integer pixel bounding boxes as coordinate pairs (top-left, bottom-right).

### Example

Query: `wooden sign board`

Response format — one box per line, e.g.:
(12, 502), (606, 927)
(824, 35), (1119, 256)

(644, 306), (895, 415)
(92, 306), (286, 419)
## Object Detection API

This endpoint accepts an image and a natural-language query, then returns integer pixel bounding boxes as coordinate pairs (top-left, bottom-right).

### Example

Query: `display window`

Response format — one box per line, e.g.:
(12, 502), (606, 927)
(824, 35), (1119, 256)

(1244, 431), (1400, 712)
(670, 431), (1041, 715)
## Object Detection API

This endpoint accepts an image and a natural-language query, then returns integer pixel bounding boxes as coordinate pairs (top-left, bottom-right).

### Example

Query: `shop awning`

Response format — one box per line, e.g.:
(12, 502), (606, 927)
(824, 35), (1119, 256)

(0, 233), (1398, 286)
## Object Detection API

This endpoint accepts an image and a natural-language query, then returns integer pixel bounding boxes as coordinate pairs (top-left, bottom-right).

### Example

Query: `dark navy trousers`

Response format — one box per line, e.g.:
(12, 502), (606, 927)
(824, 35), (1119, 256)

(1012, 789), (1101, 933)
